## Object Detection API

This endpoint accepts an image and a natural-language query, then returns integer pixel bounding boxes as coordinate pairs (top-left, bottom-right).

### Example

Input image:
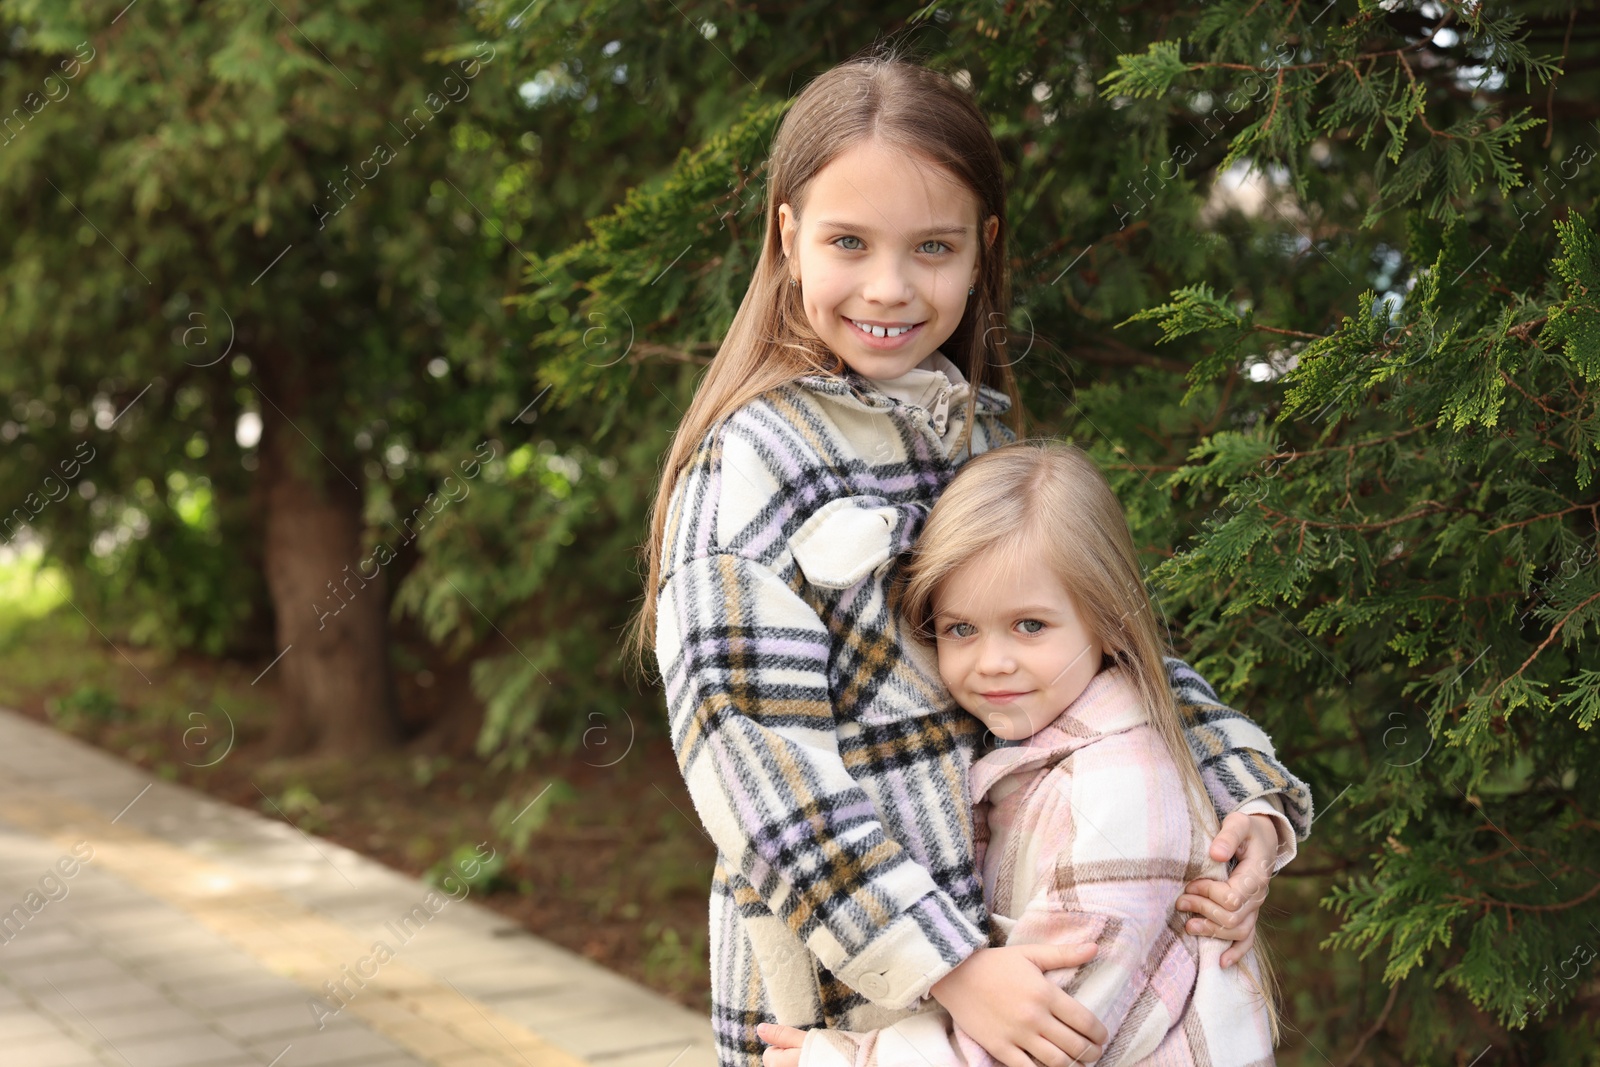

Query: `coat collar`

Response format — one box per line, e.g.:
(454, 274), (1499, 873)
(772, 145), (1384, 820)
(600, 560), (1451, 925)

(968, 666), (1149, 805)
(794, 353), (1013, 420)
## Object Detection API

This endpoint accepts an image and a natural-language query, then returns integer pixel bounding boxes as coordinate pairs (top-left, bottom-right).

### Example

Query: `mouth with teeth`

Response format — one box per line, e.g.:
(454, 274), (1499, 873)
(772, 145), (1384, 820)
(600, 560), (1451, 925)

(847, 317), (924, 343)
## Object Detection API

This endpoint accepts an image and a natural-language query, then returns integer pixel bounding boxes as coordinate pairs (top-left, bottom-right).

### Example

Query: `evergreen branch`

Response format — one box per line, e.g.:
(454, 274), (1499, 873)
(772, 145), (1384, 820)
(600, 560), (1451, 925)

(1395, 51), (1458, 142)
(1496, 367), (1570, 420)
(1411, 592), (1524, 606)
(1067, 333), (1192, 373)
(1542, 216), (1600, 380)
(1552, 669), (1600, 728)
(628, 342), (718, 365)
(1097, 39), (1189, 100)
(1278, 424), (1436, 457)
(1446, 878), (1600, 913)
(1260, 66), (1286, 136)
(1541, 6), (1579, 147)
(1479, 503), (1598, 537)
(1261, 502), (1459, 532)
(1188, 34), (1458, 77)
(1254, 322), (1324, 340)
(1338, 981), (1401, 1067)
(1499, 590), (1600, 688)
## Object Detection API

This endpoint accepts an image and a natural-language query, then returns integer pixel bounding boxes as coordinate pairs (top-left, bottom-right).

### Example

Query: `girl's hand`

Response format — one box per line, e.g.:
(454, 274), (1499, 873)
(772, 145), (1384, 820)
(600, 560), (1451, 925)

(1177, 811), (1279, 967)
(757, 1023), (807, 1067)
(930, 942), (1106, 1067)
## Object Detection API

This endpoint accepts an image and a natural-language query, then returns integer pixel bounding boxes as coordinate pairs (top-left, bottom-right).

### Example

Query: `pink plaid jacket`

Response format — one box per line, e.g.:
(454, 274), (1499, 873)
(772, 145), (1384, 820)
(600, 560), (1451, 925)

(800, 666), (1277, 1067)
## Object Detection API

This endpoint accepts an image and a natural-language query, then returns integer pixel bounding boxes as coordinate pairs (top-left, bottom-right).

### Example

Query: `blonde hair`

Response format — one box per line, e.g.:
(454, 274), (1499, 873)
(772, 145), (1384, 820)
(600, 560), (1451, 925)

(629, 46), (1025, 665)
(897, 438), (1281, 1041)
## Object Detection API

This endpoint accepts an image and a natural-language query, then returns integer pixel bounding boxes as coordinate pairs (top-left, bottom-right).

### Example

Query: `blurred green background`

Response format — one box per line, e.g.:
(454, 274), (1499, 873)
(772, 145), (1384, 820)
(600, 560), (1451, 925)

(3, 1), (1599, 1061)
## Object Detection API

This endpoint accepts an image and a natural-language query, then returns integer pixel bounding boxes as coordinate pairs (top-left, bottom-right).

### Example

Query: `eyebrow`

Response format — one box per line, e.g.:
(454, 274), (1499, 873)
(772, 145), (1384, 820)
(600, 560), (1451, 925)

(934, 605), (1062, 619)
(815, 220), (972, 239)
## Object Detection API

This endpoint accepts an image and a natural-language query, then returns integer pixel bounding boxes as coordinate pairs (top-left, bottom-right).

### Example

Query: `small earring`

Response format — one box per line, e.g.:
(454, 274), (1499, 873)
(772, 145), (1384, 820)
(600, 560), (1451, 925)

(790, 277), (798, 288)
(968, 286), (975, 296)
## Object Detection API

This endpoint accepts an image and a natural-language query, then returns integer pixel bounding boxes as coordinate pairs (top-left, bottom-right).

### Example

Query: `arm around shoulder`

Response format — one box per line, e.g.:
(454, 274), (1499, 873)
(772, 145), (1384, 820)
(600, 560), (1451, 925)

(1165, 656), (1315, 840)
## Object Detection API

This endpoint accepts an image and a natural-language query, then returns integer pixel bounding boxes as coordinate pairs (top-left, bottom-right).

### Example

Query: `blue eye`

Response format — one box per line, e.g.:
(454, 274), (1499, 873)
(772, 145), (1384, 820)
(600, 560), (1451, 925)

(833, 235), (865, 251)
(918, 240), (952, 254)
(943, 621), (976, 639)
(1017, 619), (1045, 634)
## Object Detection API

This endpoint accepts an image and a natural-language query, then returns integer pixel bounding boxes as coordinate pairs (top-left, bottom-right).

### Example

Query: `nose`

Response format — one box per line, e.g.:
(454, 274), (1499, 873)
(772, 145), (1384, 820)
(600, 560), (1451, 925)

(860, 252), (915, 307)
(974, 633), (1015, 676)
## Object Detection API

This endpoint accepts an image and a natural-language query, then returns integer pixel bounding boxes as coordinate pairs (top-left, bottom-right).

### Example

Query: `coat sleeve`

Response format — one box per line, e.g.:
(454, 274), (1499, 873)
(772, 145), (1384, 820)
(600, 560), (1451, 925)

(794, 731), (1205, 1067)
(656, 551), (988, 1011)
(1166, 656), (1314, 840)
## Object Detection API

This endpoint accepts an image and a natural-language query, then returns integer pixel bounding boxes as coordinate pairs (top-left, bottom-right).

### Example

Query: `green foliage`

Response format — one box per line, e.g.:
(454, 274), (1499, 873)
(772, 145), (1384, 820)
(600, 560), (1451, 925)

(0, 544), (68, 651)
(492, 0), (1600, 1058)
(1141, 202), (1600, 1037)
(1099, 39), (1190, 100)
(389, 386), (687, 763)
(491, 778), (577, 855)
(1542, 214), (1600, 384)
(641, 919), (707, 989)
(426, 841), (509, 894)
(46, 682), (122, 729)
(512, 97), (788, 416)
(1084, 6), (1597, 1044)
(0, 0), (536, 670)
(260, 782), (328, 833)
(6, 0), (1600, 1056)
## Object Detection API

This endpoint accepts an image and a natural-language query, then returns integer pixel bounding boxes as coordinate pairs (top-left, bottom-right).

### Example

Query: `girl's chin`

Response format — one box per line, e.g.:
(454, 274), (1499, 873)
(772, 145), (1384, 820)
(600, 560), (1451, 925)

(962, 706), (1031, 741)
(837, 347), (930, 380)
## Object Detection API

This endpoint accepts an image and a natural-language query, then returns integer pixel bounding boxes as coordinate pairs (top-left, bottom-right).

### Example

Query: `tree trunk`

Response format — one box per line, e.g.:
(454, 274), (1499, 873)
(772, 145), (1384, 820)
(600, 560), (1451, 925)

(257, 374), (397, 757)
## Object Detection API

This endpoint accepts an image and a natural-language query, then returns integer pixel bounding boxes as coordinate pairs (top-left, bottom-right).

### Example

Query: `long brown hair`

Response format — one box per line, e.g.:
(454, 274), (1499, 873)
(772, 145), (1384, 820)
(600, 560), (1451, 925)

(897, 439), (1281, 1039)
(629, 45), (1025, 666)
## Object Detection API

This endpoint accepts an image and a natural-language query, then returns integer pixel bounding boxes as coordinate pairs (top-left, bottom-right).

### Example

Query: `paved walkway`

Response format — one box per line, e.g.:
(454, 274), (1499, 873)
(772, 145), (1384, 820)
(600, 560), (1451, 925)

(0, 709), (717, 1067)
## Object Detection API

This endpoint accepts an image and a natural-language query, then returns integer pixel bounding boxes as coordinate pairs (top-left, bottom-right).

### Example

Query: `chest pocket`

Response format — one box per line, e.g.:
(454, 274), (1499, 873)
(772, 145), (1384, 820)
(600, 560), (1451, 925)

(787, 496), (925, 590)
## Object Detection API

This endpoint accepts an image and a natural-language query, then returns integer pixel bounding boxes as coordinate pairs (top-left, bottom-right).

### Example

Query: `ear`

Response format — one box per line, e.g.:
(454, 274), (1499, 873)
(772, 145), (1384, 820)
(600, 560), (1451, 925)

(971, 214), (1000, 290)
(777, 202), (798, 271)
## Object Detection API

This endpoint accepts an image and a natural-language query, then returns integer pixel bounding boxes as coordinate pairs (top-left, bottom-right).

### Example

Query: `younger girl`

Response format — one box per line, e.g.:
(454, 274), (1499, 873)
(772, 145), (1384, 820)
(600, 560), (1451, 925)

(640, 50), (1311, 1067)
(756, 440), (1278, 1067)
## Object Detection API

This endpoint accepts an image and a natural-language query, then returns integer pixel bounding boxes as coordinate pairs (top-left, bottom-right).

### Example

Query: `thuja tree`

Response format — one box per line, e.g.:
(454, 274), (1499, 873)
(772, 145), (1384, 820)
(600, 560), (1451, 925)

(1097, 3), (1599, 1060)
(507, 0), (1599, 1060)
(0, 0), (524, 754)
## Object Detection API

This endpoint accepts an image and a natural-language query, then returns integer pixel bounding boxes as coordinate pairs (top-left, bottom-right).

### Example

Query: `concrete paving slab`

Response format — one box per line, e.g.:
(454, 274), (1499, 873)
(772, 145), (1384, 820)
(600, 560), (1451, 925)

(0, 708), (717, 1067)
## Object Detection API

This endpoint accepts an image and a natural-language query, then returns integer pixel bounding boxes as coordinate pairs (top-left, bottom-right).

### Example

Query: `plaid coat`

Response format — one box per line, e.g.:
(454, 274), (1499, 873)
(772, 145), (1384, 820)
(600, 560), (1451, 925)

(653, 369), (1311, 1067)
(797, 666), (1277, 1067)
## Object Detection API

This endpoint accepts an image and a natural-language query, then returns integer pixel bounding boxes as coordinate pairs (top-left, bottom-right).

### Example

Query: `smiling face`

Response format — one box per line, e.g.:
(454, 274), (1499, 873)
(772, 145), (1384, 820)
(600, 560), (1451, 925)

(777, 137), (999, 381)
(931, 542), (1104, 742)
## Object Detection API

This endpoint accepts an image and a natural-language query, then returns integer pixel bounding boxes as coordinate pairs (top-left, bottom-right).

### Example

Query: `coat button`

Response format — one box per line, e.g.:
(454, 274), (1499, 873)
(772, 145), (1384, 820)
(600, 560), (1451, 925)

(858, 973), (890, 999)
